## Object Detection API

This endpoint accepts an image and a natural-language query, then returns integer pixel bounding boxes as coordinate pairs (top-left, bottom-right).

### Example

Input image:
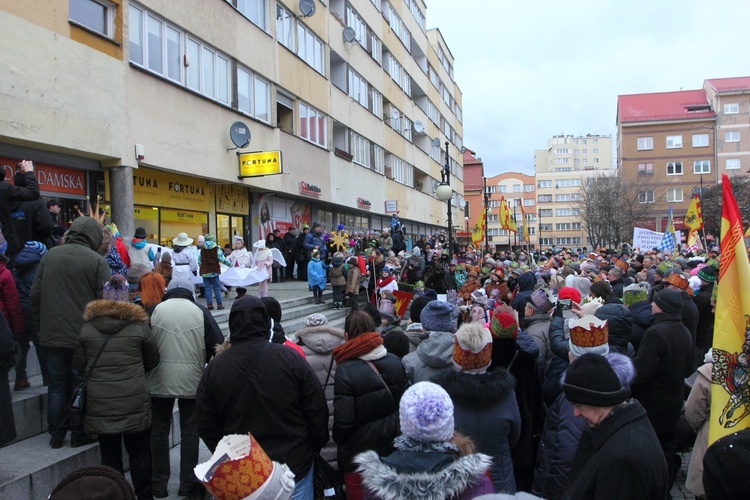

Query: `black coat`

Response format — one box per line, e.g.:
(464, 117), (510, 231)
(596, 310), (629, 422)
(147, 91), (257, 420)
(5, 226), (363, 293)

(594, 303), (633, 355)
(631, 312), (693, 434)
(627, 300), (653, 353)
(609, 278), (624, 299)
(693, 283), (714, 354)
(196, 311), (329, 482)
(511, 272), (536, 321)
(434, 368), (521, 493)
(0, 313), (17, 446)
(332, 353), (409, 472)
(565, 400), (669, 499)
(680, 290), (700, 372)
(0, 172), (40, 256)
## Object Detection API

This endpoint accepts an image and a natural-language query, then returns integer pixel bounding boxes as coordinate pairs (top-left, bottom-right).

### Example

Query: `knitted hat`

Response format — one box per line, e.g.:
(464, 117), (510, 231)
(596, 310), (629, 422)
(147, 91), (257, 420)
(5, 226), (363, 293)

(452, 323), (493, 373)
(102, 275), (129, 303)
(527, 289), (554, 313)
(653, 289), (682, 314)
(167, 278), (194, 293)
(160, 252), (171, 263)
(622, 282), (649, 307)
(49, 465), (136, 500)
(490, 311), (518, 339)
(25, 240), (48, 257)
(196, 434), (295, 500)
(409, 295), (431, 323)
(383, 330), (409, 358)
(568, 315), (609, 359)
(420, 300), (458, 333)
(133, 226), (146, 239)
(698, 266), (717, 283)
(126, 263), (149, 286)
(563, 353), (628, 407)
(399, 382), (454, 443)
(305, 313), (328, 327)
(703, 428), (750, 500)
(312, 222), (321, 229)
(558, 287), (582, 304)
(204, 233), (216, 243)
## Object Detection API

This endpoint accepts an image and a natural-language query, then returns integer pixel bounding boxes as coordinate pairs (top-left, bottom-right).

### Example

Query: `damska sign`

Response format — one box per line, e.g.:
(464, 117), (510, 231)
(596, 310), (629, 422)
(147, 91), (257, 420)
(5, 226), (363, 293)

(1, 157), (86, 196)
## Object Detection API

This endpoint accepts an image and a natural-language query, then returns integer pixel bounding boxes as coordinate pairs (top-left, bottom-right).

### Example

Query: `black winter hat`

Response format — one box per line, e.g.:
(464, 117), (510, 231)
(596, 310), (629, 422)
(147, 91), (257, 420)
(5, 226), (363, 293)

(703, 428), (750, 500)
(653, 289), (682, 314)
(134, 226), (147, 239)
(562, 353), (628, 407)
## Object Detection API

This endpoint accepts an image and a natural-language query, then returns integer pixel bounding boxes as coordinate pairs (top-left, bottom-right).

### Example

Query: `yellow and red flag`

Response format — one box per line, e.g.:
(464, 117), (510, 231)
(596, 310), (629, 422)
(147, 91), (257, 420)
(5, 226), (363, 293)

(471, 208), (487, 247)
(392, 290), (414, 319)
(684, 194), (703, 240)
(708, 174), (750, 445)
(519, 203), (529, 242)
(499, 197), (510, 230)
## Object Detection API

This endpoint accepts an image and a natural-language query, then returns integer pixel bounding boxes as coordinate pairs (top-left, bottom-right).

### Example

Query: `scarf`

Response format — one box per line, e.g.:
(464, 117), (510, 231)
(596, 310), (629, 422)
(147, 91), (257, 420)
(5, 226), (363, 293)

(131, 238), (146, 249)
(377, 276), (396, 288)
(333, 332), (383, 364)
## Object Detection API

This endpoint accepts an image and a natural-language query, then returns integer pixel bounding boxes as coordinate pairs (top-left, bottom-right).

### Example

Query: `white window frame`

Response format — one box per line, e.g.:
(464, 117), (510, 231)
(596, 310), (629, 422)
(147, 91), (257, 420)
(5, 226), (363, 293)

(347, 67), (368, 109)
(237, 66), (270, 123)
(638, 190), (655, 204)
(637, 137), (653, 150)
(69, 0), (116, 38)
(726, 158), (741, 170)
(537, 180), (552, 188)
(666, 135), (683, 149)
(299, 101), (327, 148)
(724, 102), (739, 114)
(555, 208), (573, 217)
(276, 3), (294, 49)
(350, 131), (371, 168)
(725, 130), (740, 142)
(235, 0), (267, 31)
(692, 133), (709, 147)
(666, 188), (683, 203)
(666, 161), (683, 176)
(276, 3), (324, 75)
(693, 160), (711, 174)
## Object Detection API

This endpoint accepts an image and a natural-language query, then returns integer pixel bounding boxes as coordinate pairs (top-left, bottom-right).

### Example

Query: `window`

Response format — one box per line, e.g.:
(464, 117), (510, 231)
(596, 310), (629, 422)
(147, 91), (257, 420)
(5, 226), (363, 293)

(572, 222), (581, 230)
(555, 208), (574, 217)
(350, 131), (371, 168)
(692, 134), (709, 147)
(726, 130), (740, 142)
(666, 135), (682, 149)
(638, 190), (654, 204)
(237, 66), (270, 122)
(637, 137), (653, 150)
(555, 179), (580, 188)
(523, 198), (535, 206)
(299, 101), (327, 147)
(235, 0), (266, 30)
(539, 223), (553, 231)
(70, 0), (115, 38)
(556, 223), (571, 231)
(555, 148), (570, 154)
(403, 0), (426, 29)
(593, 148), (599, 153)
(582, 149), (587, 154)
(345, 4), (367, 46)
(555, 193), (580, 202)
(385, 54), (411, 96)
(537, 180), (552, 188)
(384, 2), (411, 51)
(347, 68), (368, 108)
(524, 184), (535, 192)
(129, 7), (231, 104)
(694, 160), (711, 174)
(726, 158), (741, 170)
(276, 3), (324, 75)
(666, 161), (683, 175)
(513, 184), (521, 193)
(538, 209), (553, 218)
(372, 145), (384, 174)
(538, 194), (552, 203)
(498, 185), (507, 193)
(666, 188), (683, 203)
(724, 103), (739, 114)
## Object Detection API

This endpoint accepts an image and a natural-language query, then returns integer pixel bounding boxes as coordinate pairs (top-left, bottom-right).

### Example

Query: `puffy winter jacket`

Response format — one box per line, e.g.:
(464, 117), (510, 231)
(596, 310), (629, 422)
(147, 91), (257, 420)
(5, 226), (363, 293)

(594, 303), (635, 356)
(627, 300), (653, 353)
(401, 330), (454, 383)
(511, 272), (537, 320)
(333, 351), (409, 472)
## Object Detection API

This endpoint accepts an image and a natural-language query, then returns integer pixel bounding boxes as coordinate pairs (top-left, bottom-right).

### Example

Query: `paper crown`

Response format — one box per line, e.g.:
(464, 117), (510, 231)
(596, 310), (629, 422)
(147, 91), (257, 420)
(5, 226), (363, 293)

(569, 315), (608, 348)
(195, 434), (295, 500)
(666, 272), (689, 291)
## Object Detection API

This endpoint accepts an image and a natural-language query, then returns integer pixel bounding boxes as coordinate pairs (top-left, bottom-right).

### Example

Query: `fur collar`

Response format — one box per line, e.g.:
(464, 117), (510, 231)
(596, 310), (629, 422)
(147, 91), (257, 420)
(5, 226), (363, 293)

(354, 450), (491, 500)
(393, 435), (458, 454)
(83, 300), (149, 323)
(433, 368), (516, 407)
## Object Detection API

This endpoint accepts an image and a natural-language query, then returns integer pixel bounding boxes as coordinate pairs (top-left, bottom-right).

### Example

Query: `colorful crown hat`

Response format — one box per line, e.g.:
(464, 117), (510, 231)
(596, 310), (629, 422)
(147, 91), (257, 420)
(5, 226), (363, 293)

(569, 315), (608, 348)
(528, 288), (554, 313)
(490, 311), (518, 339)
(666, 272), (690, 291)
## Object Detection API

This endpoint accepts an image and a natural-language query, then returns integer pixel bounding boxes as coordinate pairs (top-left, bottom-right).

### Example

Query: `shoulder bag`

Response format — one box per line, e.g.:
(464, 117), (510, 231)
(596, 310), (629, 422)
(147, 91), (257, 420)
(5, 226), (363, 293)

(68, 335), (113, 420)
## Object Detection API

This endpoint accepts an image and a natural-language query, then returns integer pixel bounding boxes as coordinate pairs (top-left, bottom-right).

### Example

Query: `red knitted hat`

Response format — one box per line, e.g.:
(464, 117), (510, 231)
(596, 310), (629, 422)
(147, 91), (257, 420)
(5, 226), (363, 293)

(558, 287), (582, 304)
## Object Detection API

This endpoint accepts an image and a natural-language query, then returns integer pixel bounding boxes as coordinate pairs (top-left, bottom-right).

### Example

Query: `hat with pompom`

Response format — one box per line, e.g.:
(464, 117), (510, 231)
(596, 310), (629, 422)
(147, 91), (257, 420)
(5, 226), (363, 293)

(305, 313), (328, 327)
(399, 382), (454, 443)
(490, 311), (518, 339)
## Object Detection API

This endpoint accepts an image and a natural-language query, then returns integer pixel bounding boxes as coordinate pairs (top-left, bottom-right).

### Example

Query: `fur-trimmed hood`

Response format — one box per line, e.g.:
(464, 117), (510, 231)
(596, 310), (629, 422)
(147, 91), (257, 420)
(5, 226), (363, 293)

(83, 300), (149, 335)
(354, 449), (492, 500)
(433, 368), (516, 407)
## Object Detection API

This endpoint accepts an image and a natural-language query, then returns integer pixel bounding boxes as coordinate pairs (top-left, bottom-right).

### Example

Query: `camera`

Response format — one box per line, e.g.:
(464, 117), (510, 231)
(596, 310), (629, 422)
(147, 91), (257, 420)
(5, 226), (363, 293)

(15, 163), (22, 173)
(558, 299), (572, 311)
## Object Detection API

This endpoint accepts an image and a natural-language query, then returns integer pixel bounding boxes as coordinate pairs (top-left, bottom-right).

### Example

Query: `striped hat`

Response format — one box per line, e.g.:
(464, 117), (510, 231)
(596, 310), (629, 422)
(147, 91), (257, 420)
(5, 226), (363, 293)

(25, 241), (48, 256)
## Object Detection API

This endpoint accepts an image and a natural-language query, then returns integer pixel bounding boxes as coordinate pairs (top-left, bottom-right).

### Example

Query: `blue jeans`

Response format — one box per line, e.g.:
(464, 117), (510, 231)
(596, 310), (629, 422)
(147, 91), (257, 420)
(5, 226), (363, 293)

(45, 347), (85, 440)
(292, 463), (314, 500)
(202, 276), (222, 306)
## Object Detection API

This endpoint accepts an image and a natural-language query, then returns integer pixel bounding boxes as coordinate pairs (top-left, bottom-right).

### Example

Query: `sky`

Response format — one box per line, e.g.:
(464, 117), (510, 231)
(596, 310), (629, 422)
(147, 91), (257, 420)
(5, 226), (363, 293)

(425, 0), (750, 176)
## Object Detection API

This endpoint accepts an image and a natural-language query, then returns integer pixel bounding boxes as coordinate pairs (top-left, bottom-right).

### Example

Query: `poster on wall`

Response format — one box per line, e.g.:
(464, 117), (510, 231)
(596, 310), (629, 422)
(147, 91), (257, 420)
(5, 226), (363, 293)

(255, 193), (312, 241)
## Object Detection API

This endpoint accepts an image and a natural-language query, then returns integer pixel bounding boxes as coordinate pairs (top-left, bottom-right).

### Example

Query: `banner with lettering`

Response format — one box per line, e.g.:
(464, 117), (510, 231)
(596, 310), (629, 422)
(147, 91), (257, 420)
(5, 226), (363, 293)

(1, 157), (86, 196)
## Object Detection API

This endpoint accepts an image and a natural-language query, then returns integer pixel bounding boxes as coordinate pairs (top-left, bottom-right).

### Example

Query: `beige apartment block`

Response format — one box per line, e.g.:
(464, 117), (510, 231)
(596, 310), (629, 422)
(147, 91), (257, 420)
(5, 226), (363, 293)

(534, 134), (614, 249)
(704, 77), (750, 178)
(0, 0), (464, 246)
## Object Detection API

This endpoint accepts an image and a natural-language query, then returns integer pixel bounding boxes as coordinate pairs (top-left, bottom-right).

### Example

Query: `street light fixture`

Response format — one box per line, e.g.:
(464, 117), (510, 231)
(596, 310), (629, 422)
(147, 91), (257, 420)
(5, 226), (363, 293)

(537, 208), (542, 251)
(435, 141), (453, 256)
(465, 216), (469, 245)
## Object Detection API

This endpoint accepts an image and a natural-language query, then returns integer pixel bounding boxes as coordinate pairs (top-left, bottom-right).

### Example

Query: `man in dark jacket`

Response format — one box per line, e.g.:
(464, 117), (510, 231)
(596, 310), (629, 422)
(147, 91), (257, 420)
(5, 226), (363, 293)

(693, 266), (716, 361)
(631, 288), (692, 491)
(663, 270), (700, 372)
(0, 159), (40, 257)
(622, 283), (652, 353)
(303, 222), (327, 261)
(563, 353), (668, 499)
(8, 170), (54, 263)
(282, 227), (298, 281)
(30, 216), (110, 449)
(511, 271), (536, 321)
(296, 224), (310, 281)
(196, 296), (328, 497)
(606, 266), (625, 299)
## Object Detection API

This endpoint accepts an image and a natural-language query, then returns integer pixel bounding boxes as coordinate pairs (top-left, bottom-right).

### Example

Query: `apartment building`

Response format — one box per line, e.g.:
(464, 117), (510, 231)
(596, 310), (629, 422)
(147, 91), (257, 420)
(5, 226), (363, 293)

(703, 77), (750, 177)
(616, 90), (716, 234)
(0, 0), (464, 247)
(534, 134), (614, 249)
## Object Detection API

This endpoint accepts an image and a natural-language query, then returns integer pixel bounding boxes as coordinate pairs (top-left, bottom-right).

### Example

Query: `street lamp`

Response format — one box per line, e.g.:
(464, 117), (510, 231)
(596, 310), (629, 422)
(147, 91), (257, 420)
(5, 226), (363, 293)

(465, 216), (469, 246)
(435, 141), (453, 256)
(537, 209), (542, 251)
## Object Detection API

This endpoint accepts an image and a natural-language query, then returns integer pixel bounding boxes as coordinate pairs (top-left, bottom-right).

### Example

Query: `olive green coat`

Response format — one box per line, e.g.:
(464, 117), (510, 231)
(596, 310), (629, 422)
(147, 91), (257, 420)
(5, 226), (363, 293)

(74, 300), (160, 436)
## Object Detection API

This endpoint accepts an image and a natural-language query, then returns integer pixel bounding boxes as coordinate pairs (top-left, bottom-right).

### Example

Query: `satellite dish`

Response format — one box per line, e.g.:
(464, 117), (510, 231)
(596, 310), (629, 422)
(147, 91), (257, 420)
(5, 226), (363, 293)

(432, 137), (441, 147)
(343, 26), (357, 43)
(413, 120), (424, 134)
(230, 121), (251, 149)
(298, 0), (316, 17)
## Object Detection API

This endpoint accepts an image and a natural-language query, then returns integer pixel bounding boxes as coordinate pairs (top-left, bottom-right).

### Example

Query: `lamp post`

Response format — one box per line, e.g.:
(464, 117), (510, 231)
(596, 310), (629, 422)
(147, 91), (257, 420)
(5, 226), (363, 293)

(435, 141), (453, 257)
(483, 176), (489, 254)
(537, 209), (542, 251)
(465, 216), (469, 246)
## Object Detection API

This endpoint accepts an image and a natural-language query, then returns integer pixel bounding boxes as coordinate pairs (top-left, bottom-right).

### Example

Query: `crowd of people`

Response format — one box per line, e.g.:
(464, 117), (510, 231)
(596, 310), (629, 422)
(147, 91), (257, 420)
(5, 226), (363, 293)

(2, 178), (750, 500)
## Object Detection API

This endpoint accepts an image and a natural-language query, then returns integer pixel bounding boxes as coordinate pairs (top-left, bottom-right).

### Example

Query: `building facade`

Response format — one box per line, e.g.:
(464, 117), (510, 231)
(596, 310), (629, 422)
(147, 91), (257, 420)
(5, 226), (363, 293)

(534, 134), (614, 249)
(0, 0), (465, 248)
(703, 77), (750, 178)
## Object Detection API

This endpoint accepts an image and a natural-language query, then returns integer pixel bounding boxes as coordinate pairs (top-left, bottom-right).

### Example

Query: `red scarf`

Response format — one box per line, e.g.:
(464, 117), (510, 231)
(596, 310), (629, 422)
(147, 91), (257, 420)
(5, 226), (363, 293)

(333, 332), (383, 364)
(377, 276), (395, 288)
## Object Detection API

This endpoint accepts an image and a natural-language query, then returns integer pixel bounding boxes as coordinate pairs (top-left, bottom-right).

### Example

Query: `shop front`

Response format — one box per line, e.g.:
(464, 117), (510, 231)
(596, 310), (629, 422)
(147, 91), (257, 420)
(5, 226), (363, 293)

(216, 184), (250, 249)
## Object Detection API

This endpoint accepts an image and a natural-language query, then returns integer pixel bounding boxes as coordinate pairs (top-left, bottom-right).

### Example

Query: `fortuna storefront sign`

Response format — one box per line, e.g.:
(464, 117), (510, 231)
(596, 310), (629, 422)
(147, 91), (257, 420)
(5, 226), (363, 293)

(299, 181), (322, 197)
(238, 151), (283, 177)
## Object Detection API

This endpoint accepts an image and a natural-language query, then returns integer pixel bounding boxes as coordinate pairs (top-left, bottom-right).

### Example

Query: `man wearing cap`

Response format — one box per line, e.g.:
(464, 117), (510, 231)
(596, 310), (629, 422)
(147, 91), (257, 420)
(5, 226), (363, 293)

(282, 227), (298, 280)
(563, 353), (668, 499)
(296, 224), (310, 281)
(631, 288), (693, 491)
(693, 266), (717, 361)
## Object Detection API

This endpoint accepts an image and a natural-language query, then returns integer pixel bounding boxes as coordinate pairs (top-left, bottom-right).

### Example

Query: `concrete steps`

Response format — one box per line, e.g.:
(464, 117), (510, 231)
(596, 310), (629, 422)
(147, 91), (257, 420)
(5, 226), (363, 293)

(0, 289), (347, 499)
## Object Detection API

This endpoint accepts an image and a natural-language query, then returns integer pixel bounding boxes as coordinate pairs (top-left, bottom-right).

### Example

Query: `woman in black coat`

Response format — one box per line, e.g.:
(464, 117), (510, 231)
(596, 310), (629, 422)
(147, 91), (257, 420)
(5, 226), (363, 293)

(332, 311), (409, 499)
(0, 314), (17, 446)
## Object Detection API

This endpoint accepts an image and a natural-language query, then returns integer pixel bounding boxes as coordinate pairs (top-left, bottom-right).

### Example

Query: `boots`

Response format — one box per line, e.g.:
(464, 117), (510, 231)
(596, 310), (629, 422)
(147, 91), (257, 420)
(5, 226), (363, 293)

(14, 378), (30, 391)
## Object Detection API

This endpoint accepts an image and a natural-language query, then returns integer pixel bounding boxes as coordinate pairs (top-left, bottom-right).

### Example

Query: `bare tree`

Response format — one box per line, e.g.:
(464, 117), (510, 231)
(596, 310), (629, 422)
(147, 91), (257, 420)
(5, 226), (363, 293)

(699, 175), (750, 239)
(577, 172), (657, 248)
